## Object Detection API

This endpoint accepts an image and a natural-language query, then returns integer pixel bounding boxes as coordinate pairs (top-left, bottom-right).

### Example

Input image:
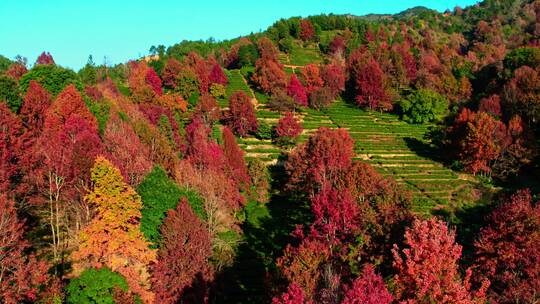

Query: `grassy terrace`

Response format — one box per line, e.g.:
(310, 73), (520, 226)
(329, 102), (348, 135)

(220, 70), (253, 107)
(325, 101), (471, 212)
(224, 72), (472, 213)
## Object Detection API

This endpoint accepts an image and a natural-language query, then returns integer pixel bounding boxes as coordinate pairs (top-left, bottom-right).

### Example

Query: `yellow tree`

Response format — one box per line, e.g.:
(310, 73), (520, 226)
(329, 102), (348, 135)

(72, 156), (156, 303)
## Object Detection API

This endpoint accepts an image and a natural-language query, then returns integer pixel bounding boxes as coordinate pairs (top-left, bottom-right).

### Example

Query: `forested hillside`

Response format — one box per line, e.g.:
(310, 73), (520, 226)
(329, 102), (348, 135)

(1, 0), (539, 303)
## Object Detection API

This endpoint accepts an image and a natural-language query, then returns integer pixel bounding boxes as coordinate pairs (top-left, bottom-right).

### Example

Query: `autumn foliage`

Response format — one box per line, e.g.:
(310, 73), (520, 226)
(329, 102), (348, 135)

(152, 198), (213, 304)
(474, 189), (540, 304)
(222, 126), (250, 188)
(72, 157), (156, 303)
(274, 112), (303, 145)
(287, 74), (308, 106)
(2, 3), (540, 303)
(341, 265), (393, 304)
(392, 218), (489, 304)
(225, 91), (258, 136)
(36, 51), (55, 65)
(0, 195), (49, 304)
(348, 49), (392, 111)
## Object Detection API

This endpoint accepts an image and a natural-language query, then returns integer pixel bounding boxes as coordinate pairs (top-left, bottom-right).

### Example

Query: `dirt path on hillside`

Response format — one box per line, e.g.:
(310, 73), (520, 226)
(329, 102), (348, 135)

(240, 73), (261, 108)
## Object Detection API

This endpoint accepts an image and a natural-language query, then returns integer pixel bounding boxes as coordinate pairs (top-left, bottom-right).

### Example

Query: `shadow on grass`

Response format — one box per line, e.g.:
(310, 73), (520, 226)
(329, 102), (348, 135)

(212, 165), (312, 304)
(403, 136), (446, 163)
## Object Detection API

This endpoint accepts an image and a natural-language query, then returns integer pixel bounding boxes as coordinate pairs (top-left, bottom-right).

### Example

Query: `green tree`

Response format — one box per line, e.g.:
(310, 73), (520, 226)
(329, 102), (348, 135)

(238, 44), (259, 67)
(19, 64), (82, 96)
(0, 75), (21, 112)
(137, 166), (206, 246)
(0, 55), (12, 73)
(175, 69), (200, 100)
(66, 268), (128, 304)
(399, 88), (449, 124)
(78, 55), (98, 85)
(504, 47), (540, 74)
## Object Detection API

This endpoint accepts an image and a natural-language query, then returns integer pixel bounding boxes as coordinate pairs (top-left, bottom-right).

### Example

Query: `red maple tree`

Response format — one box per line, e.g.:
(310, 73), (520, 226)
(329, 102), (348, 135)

(145, 67), (163, 96)
(321, 63), (346, 98)
(226, 91), (258, 136)
(209, 63), (228, 85)
(0, 103), (23, 193)
(5, 63), (27, 80)
(272, 283), (308, 304)
(0, 195), (50, 304)
(275, 112), (303, 144)
(252, 58), (288, 95)
(161, 58), (182, 89)
(285, 127), (354, 195)
(287, 74), (308, 106)
(341, 264), (393, 304)
(222, 126), (250, 188)
(478, 95), (501, 117)
(184, 117), (225, 170)
(348, 49), (391, 111)
(35, 51), (55, 65)
(104, 115), (153, 186)
(152, 198), (213, 304)
(20, 80), (52, 136)
(300, 64), (324, 95)
(392, 218), (489, 304)
(299, 19), (315, 42)
(474, 189), (540, 304)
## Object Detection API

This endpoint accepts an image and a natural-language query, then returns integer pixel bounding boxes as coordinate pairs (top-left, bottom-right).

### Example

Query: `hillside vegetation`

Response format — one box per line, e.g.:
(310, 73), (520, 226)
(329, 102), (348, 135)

(1, 1), (539, 303)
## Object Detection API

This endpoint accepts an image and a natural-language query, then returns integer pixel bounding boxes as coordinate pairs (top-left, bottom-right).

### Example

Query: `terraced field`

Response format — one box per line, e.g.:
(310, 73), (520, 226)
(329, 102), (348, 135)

(279, 44), (324, 66)
(325, 101), (472, 213)
(225, 71), (473, 213)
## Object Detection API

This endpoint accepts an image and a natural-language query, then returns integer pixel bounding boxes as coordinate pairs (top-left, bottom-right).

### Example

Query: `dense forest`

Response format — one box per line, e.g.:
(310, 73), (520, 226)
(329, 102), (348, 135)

(1, 0), (540, 303)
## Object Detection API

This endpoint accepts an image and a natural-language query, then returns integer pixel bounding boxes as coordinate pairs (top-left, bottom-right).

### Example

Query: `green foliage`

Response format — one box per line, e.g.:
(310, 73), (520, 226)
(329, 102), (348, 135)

(399, 88), (449, 124)
(166, 38), (234, 60)
(157, 115), (174, 145)
(210, 83), (226, 99)
(0, 75), (21, 112)
(188, 92), (200, 108)
(0, 54), (12, 73)
(211, 123), (223, 143)
(137, 166), (206, 246)
(238, 44), (259, 67)
(87, 100), (110, 135)
(175, 69), (200, 100)
(504, 47), (540, 74)
(254, 119), (273, 140)
(278, 37), (294, 54)
(148, 58), (165, 76)
(117, 110), (129, 122)
(19, 64), (82, 96)
(66, 268), (128, 304)
(117, 83), (131, 96)
(78, 56), (98, 85)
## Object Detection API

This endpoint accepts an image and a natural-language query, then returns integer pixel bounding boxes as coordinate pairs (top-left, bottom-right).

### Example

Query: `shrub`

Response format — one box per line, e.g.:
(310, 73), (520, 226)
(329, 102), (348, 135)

(278, 37), (294, 54)
(273, 112), (303, 146)
(66, 268), (128, 304)
(309, 86), (334, 110)
(399, 88), (449, 123)
(255, 119), (273, 140)
(247, 159), (270, 203)
(268, 91), (297, 112)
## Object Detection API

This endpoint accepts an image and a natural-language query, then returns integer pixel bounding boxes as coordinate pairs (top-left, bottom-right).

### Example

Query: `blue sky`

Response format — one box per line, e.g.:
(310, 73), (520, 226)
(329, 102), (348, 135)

(0, 0), (479, 70)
